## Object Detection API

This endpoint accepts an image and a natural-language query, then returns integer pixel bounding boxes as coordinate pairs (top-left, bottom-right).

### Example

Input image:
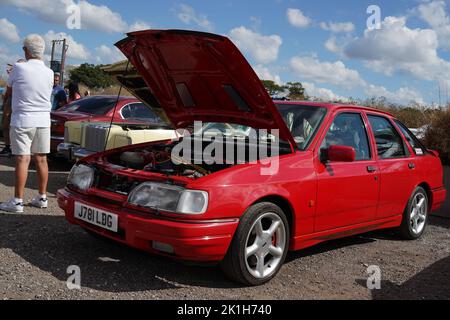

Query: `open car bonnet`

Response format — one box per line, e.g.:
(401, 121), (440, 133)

(114, 29), (296, 147)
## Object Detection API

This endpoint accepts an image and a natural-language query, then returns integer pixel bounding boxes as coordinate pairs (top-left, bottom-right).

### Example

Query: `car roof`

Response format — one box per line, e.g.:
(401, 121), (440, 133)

(276, 100), (395, 118)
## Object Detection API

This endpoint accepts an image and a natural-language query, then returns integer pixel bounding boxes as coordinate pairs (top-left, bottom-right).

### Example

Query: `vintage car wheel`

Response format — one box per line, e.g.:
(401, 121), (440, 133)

(221, 202), (290, 286)
(399, 187), (429, 240)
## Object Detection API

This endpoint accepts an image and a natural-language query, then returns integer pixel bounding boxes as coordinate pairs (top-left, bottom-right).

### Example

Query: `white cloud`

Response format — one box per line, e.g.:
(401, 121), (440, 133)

(0, 18), (20, 43)
(1, 0), (128, 33)
(287, 8), (311, 28)
(290, 56), (364, 89)
(364, 84), (424, 105)
(343, 16), (450, 81)
(94, 45), (125, 64)
(43, 30), (90, 60)
(416, 0), (450, 49)
(0, 45), (21, 76)
(253, 64), (282, 85)
(177, 4), (213, 32)
(324, 36), (344, 55)
(302, 82), (348, 102)
(290, 55), (424, 105)
(320, 21), (355, 33)
(129, 20), (152, 32)
(229, 26), (282, 64)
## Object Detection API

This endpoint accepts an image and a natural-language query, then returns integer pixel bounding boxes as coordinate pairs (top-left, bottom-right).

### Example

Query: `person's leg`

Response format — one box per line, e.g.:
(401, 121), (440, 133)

(30, 128), (50, 199)
(15, 155), (31, 199)
(33, 154), (48, 196)
(11, 127), (34, 200)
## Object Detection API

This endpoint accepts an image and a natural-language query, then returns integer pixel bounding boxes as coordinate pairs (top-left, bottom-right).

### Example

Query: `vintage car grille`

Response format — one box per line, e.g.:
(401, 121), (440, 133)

(95, 169), (140, 196)
(84, 124), (110, 152)
(64, 127), (69, 142)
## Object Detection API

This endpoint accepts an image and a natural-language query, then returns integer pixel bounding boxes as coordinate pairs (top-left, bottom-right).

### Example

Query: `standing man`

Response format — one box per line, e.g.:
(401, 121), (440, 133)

(0, 34), (54, 213)
(52, 72), (67, 110)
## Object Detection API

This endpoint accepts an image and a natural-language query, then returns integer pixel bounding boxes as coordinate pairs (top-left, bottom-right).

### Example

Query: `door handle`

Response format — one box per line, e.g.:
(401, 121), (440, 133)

(408, 163), (416, 169)
(367, 166), (377, 173)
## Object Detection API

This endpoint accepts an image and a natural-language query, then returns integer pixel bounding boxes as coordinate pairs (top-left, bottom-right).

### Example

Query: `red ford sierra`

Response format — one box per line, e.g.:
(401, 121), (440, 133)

(57, 30), (446, 286)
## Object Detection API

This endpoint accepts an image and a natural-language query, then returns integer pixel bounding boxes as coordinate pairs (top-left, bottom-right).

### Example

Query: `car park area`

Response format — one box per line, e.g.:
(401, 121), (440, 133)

(0, 143), (448, 299)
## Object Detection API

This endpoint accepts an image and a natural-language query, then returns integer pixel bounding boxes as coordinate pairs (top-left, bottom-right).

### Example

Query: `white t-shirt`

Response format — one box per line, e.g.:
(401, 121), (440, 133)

(7, 59), (54, 128)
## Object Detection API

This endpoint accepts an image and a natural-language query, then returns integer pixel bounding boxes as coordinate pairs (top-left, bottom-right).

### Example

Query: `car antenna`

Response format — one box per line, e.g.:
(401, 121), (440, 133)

(104, 59), (131, 152)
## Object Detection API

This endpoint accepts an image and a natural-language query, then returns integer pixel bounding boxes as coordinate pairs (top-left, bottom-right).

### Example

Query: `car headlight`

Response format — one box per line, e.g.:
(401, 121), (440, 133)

(67, 164), (94, 191)
(128, 182), (208, 215)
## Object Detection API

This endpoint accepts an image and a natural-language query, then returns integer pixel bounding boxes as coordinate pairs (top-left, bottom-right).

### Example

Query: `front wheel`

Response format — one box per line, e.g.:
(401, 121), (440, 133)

(221, 202), (290, 286)
(398, 187), (429, 240)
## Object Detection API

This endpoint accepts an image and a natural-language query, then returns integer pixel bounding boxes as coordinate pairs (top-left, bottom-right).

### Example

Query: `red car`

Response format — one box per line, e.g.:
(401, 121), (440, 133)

(57, 30), (447, 285)
(50, 96), (151, 153)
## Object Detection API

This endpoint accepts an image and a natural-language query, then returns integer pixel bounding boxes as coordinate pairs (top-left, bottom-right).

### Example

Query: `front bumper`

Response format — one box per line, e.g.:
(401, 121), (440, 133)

(57, 188), (239, 262)
(57, 143), (79, 161)
(51, 136), (64, 153)
(73, 148), (96, 160)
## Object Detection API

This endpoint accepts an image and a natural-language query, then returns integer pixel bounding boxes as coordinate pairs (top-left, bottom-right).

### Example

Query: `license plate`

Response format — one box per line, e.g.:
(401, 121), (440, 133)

(74, 202), (118, 232)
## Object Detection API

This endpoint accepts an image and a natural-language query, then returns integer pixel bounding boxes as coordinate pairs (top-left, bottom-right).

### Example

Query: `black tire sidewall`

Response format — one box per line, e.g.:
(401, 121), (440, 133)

(233, 202), (290, 286)
(401, 187), (429, 240)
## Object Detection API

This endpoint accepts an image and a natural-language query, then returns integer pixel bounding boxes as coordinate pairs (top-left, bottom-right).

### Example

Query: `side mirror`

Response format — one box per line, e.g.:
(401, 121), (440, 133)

(325, 145), (356, 162)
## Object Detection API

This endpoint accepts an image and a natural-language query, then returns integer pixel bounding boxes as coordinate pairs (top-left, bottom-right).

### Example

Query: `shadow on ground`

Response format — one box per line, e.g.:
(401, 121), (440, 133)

(356, 254), (450, 300)
(0, 212), (240, 292)
(1, 210), (448, 294)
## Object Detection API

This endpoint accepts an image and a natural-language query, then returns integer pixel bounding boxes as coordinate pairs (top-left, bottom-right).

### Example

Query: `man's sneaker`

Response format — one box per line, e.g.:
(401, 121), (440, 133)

(30, 196), (48, 209)
(0, 199), (24, 213)
(0, 146), (12, 158)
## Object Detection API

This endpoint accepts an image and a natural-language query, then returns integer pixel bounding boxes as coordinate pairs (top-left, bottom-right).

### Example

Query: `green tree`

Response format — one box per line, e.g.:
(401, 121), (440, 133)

(285, 82), (307, 100)
(261, 80), (284, 96)
(69, 63), (115, 89)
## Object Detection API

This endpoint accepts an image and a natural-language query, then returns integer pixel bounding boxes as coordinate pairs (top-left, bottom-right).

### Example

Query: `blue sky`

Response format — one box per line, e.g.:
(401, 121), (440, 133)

(1, 0), (450, 106)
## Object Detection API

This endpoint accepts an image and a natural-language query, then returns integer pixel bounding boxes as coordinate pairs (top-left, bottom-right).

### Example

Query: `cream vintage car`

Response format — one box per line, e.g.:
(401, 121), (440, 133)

(59, 120), (177, 161)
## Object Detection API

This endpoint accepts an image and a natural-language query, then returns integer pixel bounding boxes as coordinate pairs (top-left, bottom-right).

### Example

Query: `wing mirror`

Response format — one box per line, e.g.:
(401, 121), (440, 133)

(323, 145), (356, 163)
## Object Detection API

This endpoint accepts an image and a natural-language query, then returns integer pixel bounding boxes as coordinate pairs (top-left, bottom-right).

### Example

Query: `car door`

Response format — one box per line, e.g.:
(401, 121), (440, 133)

(315, 111), (380, 232)
(366, 114), (417, 219)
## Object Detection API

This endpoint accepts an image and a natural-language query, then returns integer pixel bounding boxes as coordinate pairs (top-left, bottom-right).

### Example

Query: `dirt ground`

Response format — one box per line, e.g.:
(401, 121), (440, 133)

(0, 146), (449, 300)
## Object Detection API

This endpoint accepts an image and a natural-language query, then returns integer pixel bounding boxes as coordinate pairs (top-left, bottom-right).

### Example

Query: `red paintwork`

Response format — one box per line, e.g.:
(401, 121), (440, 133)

(57, 102), (447, 262)
(115, 30), (297, 147)
(57, 30), (447, 264)
(50, 96), (141, 152)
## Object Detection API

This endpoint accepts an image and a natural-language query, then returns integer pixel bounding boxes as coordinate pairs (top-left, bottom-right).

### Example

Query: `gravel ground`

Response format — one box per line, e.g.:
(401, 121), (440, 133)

(0, 148), (449, 300)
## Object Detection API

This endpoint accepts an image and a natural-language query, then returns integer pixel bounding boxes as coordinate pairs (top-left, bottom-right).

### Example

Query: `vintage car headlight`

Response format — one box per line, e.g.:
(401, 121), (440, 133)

(67, 164), (94, 191)
(128, 182), (208, 215)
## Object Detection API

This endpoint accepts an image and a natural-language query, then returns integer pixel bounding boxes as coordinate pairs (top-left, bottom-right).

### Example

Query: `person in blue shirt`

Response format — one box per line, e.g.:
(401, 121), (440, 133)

(51, 72), (67, 110)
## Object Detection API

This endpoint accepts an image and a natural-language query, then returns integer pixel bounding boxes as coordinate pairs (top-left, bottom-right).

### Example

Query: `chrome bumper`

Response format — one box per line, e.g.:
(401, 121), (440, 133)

(73, 148), (96, 159)
(57, 143), (79, 161)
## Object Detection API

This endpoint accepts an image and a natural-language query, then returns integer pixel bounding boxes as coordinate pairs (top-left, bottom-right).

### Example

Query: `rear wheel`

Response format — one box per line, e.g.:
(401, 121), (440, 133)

(221, 202), (290, 286)
(398, 187), (428, 240)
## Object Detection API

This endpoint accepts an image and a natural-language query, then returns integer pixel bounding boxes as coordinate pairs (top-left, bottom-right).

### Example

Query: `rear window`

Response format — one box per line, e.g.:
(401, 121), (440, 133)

(59, 97), (120, 115)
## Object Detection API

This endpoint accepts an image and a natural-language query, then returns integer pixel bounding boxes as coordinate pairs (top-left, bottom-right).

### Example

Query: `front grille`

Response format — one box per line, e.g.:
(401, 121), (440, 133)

(64, 127), (69, 142)
(95, 169), (140, 196)
(83, 124), (110, 152)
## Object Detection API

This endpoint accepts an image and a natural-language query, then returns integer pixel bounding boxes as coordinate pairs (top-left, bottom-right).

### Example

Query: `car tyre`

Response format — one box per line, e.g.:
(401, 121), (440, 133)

(398, 187), (429, 240)
(221, 202), (290, 286)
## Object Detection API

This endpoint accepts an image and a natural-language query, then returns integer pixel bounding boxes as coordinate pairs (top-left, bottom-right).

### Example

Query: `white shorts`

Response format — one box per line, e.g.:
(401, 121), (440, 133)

(10, 127), (51, 156)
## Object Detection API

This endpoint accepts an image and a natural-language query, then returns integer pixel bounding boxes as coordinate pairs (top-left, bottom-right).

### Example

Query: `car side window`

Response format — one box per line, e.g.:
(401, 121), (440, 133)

(320, 113), (371, 161)
(121, 103), (162, 123)
(394, 120), (427, 156)
(368, 115), (407, 159)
